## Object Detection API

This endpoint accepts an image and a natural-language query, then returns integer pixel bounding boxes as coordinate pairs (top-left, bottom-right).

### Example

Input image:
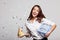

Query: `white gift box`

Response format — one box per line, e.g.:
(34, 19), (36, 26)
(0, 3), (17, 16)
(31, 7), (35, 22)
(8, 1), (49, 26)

(37, 22), (52, 37)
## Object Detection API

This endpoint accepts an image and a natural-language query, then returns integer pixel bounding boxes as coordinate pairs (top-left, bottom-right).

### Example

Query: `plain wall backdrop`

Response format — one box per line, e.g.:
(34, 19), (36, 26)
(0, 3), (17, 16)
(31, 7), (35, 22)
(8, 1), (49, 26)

(0, 0), (60, 40)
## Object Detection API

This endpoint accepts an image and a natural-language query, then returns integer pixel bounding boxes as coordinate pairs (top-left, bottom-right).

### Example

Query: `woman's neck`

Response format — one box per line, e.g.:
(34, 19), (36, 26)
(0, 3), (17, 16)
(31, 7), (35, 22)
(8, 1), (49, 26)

(31, 17), (37, 20)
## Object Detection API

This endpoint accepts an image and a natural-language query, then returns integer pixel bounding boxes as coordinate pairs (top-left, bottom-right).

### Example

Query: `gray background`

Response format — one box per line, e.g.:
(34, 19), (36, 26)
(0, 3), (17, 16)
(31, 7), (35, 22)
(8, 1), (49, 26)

(0, 0), (60, 40)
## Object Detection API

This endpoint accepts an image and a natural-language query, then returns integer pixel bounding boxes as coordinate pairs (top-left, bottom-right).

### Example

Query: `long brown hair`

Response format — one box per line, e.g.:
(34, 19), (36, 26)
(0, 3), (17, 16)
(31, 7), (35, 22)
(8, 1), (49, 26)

(27, 5), (46, 23)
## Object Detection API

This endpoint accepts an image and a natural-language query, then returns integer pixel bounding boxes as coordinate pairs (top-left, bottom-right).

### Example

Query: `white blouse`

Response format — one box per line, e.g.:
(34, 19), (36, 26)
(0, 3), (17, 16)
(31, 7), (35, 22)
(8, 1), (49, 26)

(25, 18), (55, 39)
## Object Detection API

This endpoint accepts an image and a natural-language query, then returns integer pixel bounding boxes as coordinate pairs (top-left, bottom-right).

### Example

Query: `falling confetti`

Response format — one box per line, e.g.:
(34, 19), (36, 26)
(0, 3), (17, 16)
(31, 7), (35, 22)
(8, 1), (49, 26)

(2, 26), (5, 29)
(2, 35), (4, 37)
(12, 16), (15, 19)
(19, 18), (22, 20)
(16, 23), (18, 24)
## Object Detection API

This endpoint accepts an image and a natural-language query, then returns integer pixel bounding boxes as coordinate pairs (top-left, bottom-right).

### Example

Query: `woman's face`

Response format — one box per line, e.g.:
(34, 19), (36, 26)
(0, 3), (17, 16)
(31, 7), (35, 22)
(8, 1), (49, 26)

(32, 6), (39, 18)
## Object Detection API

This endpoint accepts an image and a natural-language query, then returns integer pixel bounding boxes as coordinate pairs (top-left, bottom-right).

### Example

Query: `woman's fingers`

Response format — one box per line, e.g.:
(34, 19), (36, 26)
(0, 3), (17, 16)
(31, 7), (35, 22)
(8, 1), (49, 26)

(45, 32), (51, 37)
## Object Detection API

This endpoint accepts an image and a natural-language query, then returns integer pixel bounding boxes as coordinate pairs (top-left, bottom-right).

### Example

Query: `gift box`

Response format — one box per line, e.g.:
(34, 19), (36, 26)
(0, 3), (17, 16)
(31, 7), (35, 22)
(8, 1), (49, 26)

(37, 22), (52, 37)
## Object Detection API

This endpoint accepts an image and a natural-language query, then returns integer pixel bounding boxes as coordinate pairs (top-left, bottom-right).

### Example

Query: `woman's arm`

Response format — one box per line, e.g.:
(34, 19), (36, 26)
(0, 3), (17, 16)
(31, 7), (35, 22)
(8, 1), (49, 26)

(24, 32), (31, 37)
(25, 25), (32, 37)
(45, 24), (56, 37)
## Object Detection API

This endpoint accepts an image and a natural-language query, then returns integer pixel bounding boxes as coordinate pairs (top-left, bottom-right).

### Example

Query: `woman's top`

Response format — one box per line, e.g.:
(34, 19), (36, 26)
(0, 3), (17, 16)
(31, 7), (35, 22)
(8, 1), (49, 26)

(25, 18), (55, 39)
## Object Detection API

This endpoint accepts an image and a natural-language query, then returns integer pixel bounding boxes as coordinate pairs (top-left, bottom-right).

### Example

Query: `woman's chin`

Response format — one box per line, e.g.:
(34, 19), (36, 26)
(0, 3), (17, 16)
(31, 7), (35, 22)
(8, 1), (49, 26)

(33, 15), (37, 18)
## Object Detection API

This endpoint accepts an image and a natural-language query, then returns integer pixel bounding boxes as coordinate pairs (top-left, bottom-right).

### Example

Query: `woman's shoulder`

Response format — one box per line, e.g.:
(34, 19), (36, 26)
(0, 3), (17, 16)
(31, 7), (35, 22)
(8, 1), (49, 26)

(42, 18), (49, 21)
(42, 18), (53, 22)
(41, 18), (47, 22)
(42, 18), (56, 25)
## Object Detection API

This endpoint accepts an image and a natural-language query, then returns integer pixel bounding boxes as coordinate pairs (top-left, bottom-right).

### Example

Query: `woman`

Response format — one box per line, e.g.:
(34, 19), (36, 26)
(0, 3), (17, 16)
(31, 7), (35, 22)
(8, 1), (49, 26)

(18, 5), (56, 40)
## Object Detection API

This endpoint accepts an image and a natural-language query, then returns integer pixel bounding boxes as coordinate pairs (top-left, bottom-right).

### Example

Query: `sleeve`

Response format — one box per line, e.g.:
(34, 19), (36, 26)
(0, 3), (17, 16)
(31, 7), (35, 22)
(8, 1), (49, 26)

(25, 21), (32, 37)
(43, 18), (56, 26)
(25, 23), (30, 33)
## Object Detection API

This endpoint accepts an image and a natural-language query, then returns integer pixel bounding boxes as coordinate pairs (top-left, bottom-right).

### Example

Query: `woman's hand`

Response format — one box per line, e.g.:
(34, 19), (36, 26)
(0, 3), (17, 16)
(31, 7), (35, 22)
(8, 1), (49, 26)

(24, 33), (30, 37)
(45, 32), (51, 37)
(45, 24), (56, 37)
